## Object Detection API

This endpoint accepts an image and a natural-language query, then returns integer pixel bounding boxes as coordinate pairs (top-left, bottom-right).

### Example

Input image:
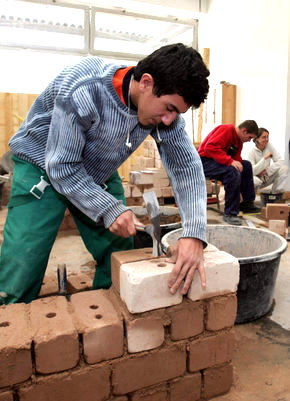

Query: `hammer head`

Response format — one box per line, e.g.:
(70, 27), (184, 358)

(143, 191), (162, 256)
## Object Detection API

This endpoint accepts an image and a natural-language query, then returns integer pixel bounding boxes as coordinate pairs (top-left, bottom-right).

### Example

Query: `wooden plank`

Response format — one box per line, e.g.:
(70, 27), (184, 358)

(2, 93), (12, 157)
(0, 92), (38, 158)
(196, 48), (210, 146)
(221, 83), (236, 125)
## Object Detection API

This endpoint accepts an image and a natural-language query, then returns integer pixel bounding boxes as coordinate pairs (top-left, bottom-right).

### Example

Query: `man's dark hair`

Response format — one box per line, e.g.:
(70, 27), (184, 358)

(134, 43), (209, 108)
(238, 120), (259, 136)
(257, 127), (269, 138)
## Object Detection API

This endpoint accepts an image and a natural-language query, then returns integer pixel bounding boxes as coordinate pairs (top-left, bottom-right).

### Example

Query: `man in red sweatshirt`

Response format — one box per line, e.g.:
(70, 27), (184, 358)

(198, 120), (260, 225)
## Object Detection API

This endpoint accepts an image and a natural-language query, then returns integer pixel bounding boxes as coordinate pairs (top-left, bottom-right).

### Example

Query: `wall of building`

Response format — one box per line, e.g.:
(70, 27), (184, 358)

(1, 0), (290, 185)
(285, 17), (290, 189)
(199, 0), (290, 178)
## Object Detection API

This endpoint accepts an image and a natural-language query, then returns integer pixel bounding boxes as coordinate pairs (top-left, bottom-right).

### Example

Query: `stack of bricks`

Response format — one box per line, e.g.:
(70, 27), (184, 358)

(0, 178), (11, 209)
(0, 245), (239, 401)
(261, 203), (290, 238)
(122, 140), (174, 206)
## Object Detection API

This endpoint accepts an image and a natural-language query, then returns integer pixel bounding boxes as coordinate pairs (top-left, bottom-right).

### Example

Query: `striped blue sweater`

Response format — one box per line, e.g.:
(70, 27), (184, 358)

(9, 57), (207, 242)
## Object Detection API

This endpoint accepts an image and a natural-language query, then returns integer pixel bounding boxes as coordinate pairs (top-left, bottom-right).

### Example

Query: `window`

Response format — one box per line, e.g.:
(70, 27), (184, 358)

(0, 0), (88, 53)
(0, 0), (198, 60)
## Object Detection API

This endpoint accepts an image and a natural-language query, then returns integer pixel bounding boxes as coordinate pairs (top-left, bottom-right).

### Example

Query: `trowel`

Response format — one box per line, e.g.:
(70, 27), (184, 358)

(136, 191), (162, 257)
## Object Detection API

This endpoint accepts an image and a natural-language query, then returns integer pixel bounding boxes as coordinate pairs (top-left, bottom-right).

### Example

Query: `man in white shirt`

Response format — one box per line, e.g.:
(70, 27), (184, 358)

(248, 127), (288, 194)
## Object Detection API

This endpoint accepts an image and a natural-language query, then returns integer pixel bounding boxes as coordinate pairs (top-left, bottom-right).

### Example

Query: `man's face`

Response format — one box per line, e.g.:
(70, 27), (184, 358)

(135, 74), (190, 127)
(238, 128), (257, 143)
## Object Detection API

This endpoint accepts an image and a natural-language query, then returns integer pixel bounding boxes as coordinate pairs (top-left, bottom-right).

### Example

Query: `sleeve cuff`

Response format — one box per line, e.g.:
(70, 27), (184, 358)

(102, 201), (128, 228)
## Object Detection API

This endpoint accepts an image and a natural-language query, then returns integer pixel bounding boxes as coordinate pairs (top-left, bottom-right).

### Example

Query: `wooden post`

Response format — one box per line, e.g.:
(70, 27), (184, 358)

(195, 48), (210, 147)
(221, 83), (236, 125)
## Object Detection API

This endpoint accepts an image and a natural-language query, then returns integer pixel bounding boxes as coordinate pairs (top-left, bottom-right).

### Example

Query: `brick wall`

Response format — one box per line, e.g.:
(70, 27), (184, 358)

(0, 246), (239, 401)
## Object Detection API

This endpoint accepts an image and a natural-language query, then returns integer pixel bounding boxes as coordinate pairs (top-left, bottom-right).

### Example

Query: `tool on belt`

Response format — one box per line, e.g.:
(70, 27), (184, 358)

(135, 191), (162, 257)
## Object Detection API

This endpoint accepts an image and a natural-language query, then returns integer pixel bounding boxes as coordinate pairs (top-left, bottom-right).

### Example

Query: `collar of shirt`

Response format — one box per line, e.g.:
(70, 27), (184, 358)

(112, 66), (137, 110)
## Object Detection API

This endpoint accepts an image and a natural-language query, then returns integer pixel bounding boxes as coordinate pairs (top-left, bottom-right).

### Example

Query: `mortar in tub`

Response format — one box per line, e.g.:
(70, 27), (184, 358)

(161, 225), (288, 324)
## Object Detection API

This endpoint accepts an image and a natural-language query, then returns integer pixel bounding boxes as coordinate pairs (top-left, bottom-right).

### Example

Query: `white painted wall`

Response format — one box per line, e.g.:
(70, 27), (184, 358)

(1, 0), (290, 186)
(198, 0), (290, 189)
(0, 49), (84, 94)
(285, 13), (290, 189)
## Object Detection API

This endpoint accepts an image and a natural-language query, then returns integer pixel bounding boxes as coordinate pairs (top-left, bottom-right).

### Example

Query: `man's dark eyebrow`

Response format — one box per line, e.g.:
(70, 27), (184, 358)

(169, 104), (180, 114)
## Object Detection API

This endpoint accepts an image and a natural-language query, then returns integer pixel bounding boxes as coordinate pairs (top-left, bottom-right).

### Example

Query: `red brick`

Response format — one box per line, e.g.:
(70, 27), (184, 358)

(30, 296), (79, 374)
(132, 392), (167, 401)
(188, 331), (235, 372)
(71, 290), (123, 363)
(261, 207), (266, 219)
(18, 365), (110, 401)
(111, 249), (153, 293)
(206, 295), (237, 331)
(131, 385), (167, 401)
(38, 274), (59, 298)
(1, 183), (11, 207)
(0, 304), (32, 388)
(67, 273), (93, 294)
(170, 374), (201, 401)
(112, 345), (186, 394)
(126, 316), (164, 353)
(0, 207), (8, 234)
(268, 219), (287, 237)
(203, 363), (233, 399)
(266, 204), (289, 223)
(169, 300), (204, 340)
(0, 392), (13, 401)
(59, 209), (77, 231)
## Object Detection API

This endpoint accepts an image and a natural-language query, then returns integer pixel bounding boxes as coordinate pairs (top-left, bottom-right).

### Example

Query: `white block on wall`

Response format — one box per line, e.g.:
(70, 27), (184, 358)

(119, 258), (183, 313)
(187, 250), (240, 302)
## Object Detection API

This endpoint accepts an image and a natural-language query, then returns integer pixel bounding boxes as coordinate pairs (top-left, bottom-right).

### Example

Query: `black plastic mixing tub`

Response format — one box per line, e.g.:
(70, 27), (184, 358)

(161, 225), (288, 324)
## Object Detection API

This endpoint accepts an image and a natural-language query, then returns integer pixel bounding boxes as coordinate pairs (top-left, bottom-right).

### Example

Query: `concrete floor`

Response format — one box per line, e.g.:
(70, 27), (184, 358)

(206, 207), (290, 401)
(1, 197), (290, 400)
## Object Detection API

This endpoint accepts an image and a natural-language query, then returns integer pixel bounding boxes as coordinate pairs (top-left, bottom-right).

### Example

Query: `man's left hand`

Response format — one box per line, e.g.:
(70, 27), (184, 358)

(166, 238), (206, 295)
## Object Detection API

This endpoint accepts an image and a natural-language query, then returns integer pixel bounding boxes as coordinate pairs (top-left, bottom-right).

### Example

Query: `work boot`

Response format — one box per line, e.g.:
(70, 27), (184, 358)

(239, 201), (261, 214)
(223, 214), (242, 226)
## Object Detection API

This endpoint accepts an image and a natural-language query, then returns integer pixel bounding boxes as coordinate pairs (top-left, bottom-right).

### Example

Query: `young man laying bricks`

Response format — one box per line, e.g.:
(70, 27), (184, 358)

(0, 43), (209, 304)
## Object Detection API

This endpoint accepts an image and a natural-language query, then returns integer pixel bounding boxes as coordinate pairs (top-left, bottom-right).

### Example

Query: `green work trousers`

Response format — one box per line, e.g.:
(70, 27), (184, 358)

(0, 156), (133, 304)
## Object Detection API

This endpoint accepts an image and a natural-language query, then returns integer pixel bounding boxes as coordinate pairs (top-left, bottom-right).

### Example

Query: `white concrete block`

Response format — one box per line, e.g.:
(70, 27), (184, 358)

(187, 250), (240, 301)
(120, 259), (183, 313)
(126, 317), (164, 353)
(205, 243), (219, 252)
(130, 171), (154, 185)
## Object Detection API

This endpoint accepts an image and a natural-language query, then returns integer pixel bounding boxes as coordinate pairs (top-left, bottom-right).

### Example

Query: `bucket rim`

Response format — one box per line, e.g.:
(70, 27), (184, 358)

(161, 225), (288, 264)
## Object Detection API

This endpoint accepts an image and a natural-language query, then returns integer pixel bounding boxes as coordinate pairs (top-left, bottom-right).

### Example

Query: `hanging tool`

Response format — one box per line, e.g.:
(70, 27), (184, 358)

(141, 191), (162, 257)
(57, 263), (67, 295)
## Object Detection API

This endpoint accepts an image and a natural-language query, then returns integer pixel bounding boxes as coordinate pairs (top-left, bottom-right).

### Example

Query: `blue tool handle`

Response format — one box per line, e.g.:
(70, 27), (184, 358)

(57, 263), (67, 295)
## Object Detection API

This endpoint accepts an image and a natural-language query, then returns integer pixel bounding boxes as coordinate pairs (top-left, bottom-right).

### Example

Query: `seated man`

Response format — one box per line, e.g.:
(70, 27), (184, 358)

(198, 120), (260, 225)
(248, 127), (289, 197)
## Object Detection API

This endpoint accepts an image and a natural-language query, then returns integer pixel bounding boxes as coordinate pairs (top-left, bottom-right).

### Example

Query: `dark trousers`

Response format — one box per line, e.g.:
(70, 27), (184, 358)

(201, 157), (255, 216)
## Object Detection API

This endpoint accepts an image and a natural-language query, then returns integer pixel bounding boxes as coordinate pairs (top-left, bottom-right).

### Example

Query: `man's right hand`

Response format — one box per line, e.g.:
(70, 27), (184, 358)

(264, 152), (273, 160)
(231, 160), (243, 172)
(109, 210), (141, 238)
